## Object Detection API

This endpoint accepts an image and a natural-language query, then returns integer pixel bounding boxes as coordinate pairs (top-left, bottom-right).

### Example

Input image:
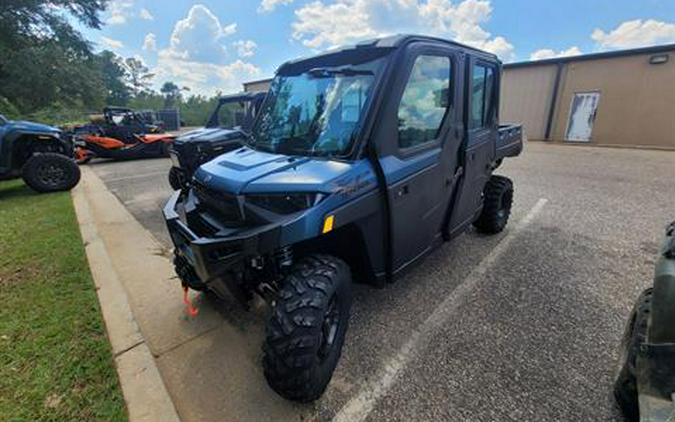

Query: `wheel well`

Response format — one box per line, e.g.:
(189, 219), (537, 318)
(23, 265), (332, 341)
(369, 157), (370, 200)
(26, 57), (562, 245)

(293, 223), (377, 286)
(12, 134), (67, 168)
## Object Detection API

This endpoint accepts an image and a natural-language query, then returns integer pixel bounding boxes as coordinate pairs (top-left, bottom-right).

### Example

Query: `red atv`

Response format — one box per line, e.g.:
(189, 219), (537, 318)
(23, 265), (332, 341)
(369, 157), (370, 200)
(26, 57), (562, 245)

(74, 132), (175, 163)
(70, 106), (175, 163)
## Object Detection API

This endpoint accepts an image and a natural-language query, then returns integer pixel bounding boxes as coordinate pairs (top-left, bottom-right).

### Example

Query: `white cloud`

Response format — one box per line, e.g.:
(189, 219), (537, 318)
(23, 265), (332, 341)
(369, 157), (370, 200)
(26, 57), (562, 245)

(107, 0), (134, 25)
(258, 0), (295, 13)
(142, 33), (157, 51)
(154, 58), (262, 95)
(161, 4), (236, 62)
(530, 46), (581, 61)
(592, 19), (675, 49)
(155, 5), (260, 95)
(291, 0), (515, 60)
(139, 8), (154, 20)
(100, 36), (124, 50)
(232, 40), (258, 57)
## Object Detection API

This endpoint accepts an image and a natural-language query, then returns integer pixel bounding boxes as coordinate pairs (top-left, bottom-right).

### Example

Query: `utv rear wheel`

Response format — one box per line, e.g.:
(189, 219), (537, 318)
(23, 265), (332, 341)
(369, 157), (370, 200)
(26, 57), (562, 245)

(22, 153), (81, 193)
(614, 288), (652, 421)
(263, 254), (352, 402)
(473, 175), (513, 234)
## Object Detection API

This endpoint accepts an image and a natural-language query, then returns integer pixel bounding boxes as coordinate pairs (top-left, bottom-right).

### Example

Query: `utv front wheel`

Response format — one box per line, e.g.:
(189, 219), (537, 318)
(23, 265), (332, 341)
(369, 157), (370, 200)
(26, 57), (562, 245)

(22, 153), (81, 193)
(263, 254), (352, 402)
(473, 175), (513, 234)
(168, 167), (184, 191)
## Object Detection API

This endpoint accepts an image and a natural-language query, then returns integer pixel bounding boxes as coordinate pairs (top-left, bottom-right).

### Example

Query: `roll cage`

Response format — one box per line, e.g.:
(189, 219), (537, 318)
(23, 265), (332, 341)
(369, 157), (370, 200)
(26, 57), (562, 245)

(205, 92), (266, 130)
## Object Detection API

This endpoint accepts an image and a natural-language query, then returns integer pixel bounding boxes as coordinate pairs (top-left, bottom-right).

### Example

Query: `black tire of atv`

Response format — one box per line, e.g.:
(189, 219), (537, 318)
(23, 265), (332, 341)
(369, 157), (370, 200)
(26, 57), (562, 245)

(168, 167), (183, 191)
(473, 175), (513, 234)
(613, 288), (652, 421)
(263, 254), (352, 402)
(21, 153), (81, 193)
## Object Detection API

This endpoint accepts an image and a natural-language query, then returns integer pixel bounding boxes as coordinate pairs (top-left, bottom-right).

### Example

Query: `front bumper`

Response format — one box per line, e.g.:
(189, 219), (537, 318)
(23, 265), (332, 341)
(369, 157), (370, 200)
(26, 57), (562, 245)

(163, 190), (281, 286)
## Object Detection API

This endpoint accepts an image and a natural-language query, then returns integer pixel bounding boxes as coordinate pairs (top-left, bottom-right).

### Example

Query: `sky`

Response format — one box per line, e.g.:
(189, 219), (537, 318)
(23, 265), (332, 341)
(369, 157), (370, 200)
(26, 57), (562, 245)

(81, 0), (675, 96)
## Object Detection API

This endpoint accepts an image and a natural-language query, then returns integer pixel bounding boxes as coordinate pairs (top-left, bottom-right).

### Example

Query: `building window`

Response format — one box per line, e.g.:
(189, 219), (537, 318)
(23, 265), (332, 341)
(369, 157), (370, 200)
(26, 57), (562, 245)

(470, 64), (496, 129)
(398, 55), (452, 148)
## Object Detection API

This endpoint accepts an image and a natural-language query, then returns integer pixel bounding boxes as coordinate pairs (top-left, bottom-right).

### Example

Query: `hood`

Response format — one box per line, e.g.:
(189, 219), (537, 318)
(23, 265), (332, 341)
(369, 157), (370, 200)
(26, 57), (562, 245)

(175, 127), (243, 144)
(9, 120), (61, 134)
(194, 147), (361, 195)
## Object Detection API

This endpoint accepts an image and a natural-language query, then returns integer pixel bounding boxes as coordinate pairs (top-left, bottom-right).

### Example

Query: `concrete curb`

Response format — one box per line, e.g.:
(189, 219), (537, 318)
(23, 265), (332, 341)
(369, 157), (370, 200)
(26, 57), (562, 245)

(72, 167), (180, 422)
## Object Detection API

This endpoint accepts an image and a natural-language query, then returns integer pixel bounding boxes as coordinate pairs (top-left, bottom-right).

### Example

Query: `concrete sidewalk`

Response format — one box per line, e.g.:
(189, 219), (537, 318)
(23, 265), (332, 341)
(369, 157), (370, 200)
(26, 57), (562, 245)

(73, 166), (309, 421)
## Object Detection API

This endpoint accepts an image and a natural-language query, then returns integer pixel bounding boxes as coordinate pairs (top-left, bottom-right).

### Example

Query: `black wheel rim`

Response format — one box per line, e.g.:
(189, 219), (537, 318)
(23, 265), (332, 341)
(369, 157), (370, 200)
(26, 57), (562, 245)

(37, 163), (66, 187)
(318, 296), (340, 360)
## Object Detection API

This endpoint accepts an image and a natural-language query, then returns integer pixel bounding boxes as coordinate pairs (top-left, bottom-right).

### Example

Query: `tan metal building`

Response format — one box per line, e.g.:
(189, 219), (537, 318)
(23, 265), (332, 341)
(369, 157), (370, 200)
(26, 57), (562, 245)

(501, 44), (675, 149)
(243, 44), (675, 149)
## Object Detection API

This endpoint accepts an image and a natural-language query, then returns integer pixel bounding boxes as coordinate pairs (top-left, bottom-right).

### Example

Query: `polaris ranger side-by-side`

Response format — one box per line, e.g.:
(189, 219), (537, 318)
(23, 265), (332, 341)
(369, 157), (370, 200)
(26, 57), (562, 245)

(168, 91), (266, 190)
(163, 35), (523, 402)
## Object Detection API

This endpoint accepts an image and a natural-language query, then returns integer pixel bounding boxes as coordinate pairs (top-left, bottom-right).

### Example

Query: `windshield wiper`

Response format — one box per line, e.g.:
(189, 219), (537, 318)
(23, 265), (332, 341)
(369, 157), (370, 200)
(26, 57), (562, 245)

(307, 67), (373, 78)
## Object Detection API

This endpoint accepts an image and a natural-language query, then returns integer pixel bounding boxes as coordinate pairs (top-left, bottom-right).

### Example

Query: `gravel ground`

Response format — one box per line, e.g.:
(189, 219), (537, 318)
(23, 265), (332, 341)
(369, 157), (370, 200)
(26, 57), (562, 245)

(89, 142), (674, 421)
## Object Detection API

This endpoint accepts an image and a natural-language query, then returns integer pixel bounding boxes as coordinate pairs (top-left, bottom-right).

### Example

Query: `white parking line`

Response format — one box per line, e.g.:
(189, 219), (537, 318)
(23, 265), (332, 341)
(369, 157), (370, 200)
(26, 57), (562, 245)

(333, 198), (549, 422)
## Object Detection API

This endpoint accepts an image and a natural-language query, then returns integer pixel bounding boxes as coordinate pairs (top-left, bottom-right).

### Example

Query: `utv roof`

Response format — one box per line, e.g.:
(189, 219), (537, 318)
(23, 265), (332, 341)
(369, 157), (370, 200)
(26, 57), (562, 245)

(218, 91), (266, 104)
(280, 34), (499, 70)
(361, 34), (498, 59)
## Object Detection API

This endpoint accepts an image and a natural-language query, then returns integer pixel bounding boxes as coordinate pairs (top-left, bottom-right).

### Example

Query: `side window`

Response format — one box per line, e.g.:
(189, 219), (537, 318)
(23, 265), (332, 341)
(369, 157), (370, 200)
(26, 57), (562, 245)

(398, 55), (452, 149)
(470, 63), (496, 129)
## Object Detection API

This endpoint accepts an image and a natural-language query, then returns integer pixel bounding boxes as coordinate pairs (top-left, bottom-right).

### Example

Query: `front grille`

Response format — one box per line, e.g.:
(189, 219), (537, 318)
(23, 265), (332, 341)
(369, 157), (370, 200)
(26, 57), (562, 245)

(193, 182), (242, 224)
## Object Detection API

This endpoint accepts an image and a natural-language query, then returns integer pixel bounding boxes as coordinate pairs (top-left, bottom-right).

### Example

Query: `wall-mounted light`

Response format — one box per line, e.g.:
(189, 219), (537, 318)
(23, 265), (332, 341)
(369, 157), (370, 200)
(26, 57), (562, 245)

(649, 54), (669, 65)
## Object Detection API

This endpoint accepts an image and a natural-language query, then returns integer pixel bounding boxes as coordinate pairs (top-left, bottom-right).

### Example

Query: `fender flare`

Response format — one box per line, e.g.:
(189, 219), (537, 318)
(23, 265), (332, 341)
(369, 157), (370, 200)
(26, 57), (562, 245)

(2, 130), (69, 170)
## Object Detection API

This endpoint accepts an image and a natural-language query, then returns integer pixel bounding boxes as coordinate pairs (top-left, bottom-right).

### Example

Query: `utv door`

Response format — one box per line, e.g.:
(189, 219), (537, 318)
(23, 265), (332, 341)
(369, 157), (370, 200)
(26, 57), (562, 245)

(378, 45), (462, 272)
(447, 58), (498, 236)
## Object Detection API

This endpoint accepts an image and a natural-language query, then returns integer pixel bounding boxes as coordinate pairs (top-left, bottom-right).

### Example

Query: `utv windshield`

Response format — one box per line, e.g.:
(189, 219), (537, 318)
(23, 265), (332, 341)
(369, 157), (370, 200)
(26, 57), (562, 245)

(250, 57), (384, 157)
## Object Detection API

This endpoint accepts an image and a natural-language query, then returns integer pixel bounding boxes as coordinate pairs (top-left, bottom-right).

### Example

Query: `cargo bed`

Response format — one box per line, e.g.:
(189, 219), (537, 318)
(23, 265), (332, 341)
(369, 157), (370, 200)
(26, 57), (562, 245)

(496, 124), (523, 159)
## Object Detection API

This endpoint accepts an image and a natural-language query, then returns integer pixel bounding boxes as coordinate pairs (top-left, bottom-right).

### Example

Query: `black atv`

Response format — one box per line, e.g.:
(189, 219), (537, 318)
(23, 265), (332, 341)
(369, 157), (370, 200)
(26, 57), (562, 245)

(0, 114), (80, 193)
(168, 92), (265, 190)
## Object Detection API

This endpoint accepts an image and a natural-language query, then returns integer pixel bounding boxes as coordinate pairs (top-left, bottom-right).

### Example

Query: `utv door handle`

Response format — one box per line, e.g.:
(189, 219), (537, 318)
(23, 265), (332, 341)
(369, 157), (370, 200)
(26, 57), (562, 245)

(396, 185), (410, 197)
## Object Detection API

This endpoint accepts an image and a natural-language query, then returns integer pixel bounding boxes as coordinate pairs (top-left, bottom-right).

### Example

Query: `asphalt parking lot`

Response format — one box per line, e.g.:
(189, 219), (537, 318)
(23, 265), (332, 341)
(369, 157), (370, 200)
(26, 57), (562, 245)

(90, 142), (674, 421)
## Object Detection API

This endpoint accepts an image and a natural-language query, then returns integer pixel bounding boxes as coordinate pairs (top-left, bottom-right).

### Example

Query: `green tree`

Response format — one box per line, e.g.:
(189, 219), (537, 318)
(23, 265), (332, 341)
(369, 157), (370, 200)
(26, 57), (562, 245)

(0, 0), (109, 114)
(98, 50), (131, 106)
(122, 58), (155, 96)
(160, 82), (190, 108)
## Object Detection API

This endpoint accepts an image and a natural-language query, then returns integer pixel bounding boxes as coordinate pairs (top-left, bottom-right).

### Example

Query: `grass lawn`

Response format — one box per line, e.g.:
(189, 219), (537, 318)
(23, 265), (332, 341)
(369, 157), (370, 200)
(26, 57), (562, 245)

(0, 179), (126, 421)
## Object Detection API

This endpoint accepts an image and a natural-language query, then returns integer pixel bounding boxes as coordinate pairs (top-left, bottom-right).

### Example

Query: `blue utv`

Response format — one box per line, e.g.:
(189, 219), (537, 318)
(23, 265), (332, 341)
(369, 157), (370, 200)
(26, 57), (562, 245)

(163, 35), (523, 402)
(0, 114), (80, 193)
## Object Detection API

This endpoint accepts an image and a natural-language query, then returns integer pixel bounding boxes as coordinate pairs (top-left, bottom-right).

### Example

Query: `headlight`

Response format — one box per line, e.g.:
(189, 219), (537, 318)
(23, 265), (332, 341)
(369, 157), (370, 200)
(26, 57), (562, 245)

(246, 193), (323, 214)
